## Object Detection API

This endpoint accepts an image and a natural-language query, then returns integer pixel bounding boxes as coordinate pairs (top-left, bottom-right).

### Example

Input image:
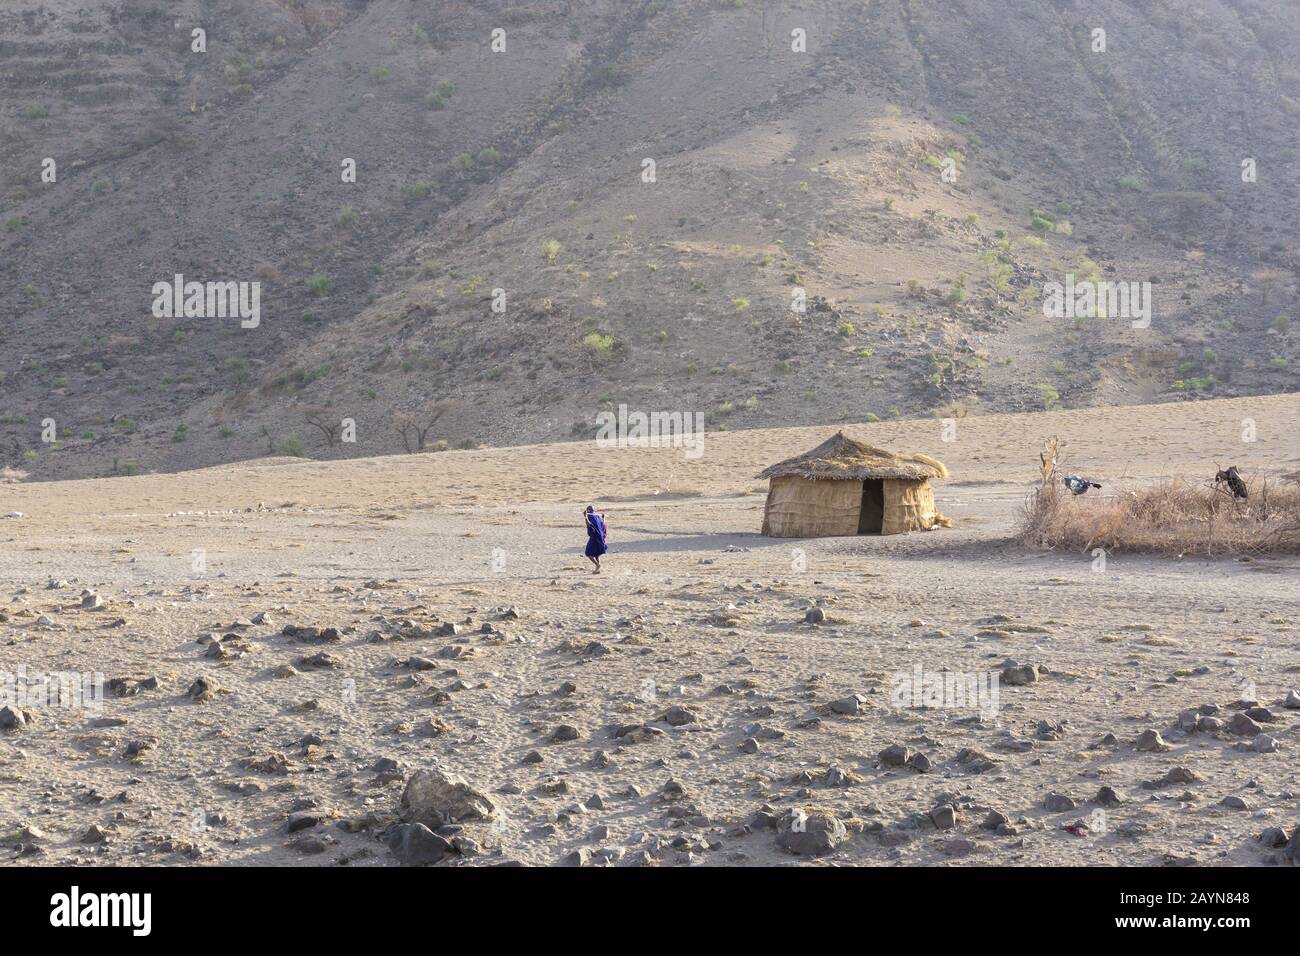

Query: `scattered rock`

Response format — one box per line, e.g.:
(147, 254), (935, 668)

(186, 676), (219, 702)
(1002, 664), (1039, 686)
(878, 744), (913, 767)
(660, 705), (698, 727)
(401, 769), (496, 827)
(1043, 792), (1076, 812)
(829, 694), (865, 716)
(776, 809), (848, 856)
(387, 823), (454, 866)
(1227, 712), (1263, 737)
(1134, 729), (1171, 752)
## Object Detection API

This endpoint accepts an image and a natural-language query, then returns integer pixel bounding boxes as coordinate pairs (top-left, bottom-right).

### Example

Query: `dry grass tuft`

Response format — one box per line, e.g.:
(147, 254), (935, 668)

(0, 467), (28, 484)
(1019, 473), (1300, 556)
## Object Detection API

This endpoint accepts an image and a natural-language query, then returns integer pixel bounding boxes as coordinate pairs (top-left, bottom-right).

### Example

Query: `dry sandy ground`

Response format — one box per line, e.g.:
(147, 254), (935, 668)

(1, 395), (1298, 866)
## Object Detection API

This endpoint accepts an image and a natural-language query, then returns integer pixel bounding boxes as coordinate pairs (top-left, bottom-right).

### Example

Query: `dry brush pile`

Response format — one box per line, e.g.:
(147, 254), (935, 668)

(1019, 473), (1300, 556)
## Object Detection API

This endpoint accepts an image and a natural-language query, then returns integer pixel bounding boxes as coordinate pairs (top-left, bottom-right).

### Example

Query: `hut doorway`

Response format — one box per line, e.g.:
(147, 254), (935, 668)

(857, 479), (884, 534)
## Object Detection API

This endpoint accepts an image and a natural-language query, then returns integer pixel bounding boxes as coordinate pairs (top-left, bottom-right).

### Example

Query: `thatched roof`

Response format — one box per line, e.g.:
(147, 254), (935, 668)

(756, 431), (949, 482)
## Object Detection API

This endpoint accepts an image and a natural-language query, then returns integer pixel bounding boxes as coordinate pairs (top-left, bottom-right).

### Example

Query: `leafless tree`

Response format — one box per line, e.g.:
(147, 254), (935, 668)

(394, 400), (453, 453)
(303, 405), (341, 447)
(1252, 268), (1288, 307)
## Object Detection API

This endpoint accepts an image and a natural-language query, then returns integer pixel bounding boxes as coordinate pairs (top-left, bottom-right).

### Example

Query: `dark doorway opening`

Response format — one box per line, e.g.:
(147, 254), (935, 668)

(858, 479), (884, 534)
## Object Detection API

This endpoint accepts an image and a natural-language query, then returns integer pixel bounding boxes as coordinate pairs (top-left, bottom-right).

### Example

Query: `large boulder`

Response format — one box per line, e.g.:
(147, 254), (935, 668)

(400, 769), (496, 827)
(776, 809), (848, 856)
(387, 823), (455, 866)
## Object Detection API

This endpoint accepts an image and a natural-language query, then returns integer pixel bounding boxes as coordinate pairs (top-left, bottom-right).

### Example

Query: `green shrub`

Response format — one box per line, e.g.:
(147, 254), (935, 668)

(425, 80), (457, 109)
(582, 332), (617, 356)
(306, 272), (331, 295)
(274, 433), (306, 457)
(224, 356), (252, 386)
(944, 275), (968, 305)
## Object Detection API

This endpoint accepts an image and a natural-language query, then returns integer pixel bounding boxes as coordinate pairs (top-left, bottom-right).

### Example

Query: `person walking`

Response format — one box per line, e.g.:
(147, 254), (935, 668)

(583, 505), (608, 573)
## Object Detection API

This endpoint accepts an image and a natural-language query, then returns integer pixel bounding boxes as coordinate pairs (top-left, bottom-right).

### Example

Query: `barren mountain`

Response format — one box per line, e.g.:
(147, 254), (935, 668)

(2, 0), (1298, 481)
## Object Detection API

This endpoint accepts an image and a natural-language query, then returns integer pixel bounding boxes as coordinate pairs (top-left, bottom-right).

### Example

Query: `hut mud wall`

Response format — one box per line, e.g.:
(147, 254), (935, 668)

(882, 478), (939, 534)
(761, 475), (861, 537)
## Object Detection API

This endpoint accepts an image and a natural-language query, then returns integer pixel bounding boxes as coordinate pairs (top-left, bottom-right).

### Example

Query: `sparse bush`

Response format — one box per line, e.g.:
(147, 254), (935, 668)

(306, 272), (331, 295)
(425, 80), (456, 109)
(943, 276), (967, 306)
(224, 356), (252, 387)
(1037, 383), (1061, 410)
(274, 433), (306, 457)
(1171, 374), (1215, 391)
(401, 180), (433, 200)
(542, 239), (561, 262)
(990, 263), (1013, 292)
(1117, 175), (1145, 191)
(594, 64), (630, 87)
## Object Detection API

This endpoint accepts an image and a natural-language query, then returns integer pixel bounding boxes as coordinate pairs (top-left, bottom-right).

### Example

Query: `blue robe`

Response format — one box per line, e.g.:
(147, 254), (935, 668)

(585, 513), (608, 558)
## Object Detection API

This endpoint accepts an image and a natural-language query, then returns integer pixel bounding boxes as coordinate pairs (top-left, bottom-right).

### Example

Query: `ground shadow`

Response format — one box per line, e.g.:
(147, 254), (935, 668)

(585, 531), (791, 554)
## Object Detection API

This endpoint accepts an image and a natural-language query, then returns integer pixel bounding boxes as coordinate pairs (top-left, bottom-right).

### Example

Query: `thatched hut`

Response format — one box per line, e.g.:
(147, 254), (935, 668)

(757, 432), (950, 537)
